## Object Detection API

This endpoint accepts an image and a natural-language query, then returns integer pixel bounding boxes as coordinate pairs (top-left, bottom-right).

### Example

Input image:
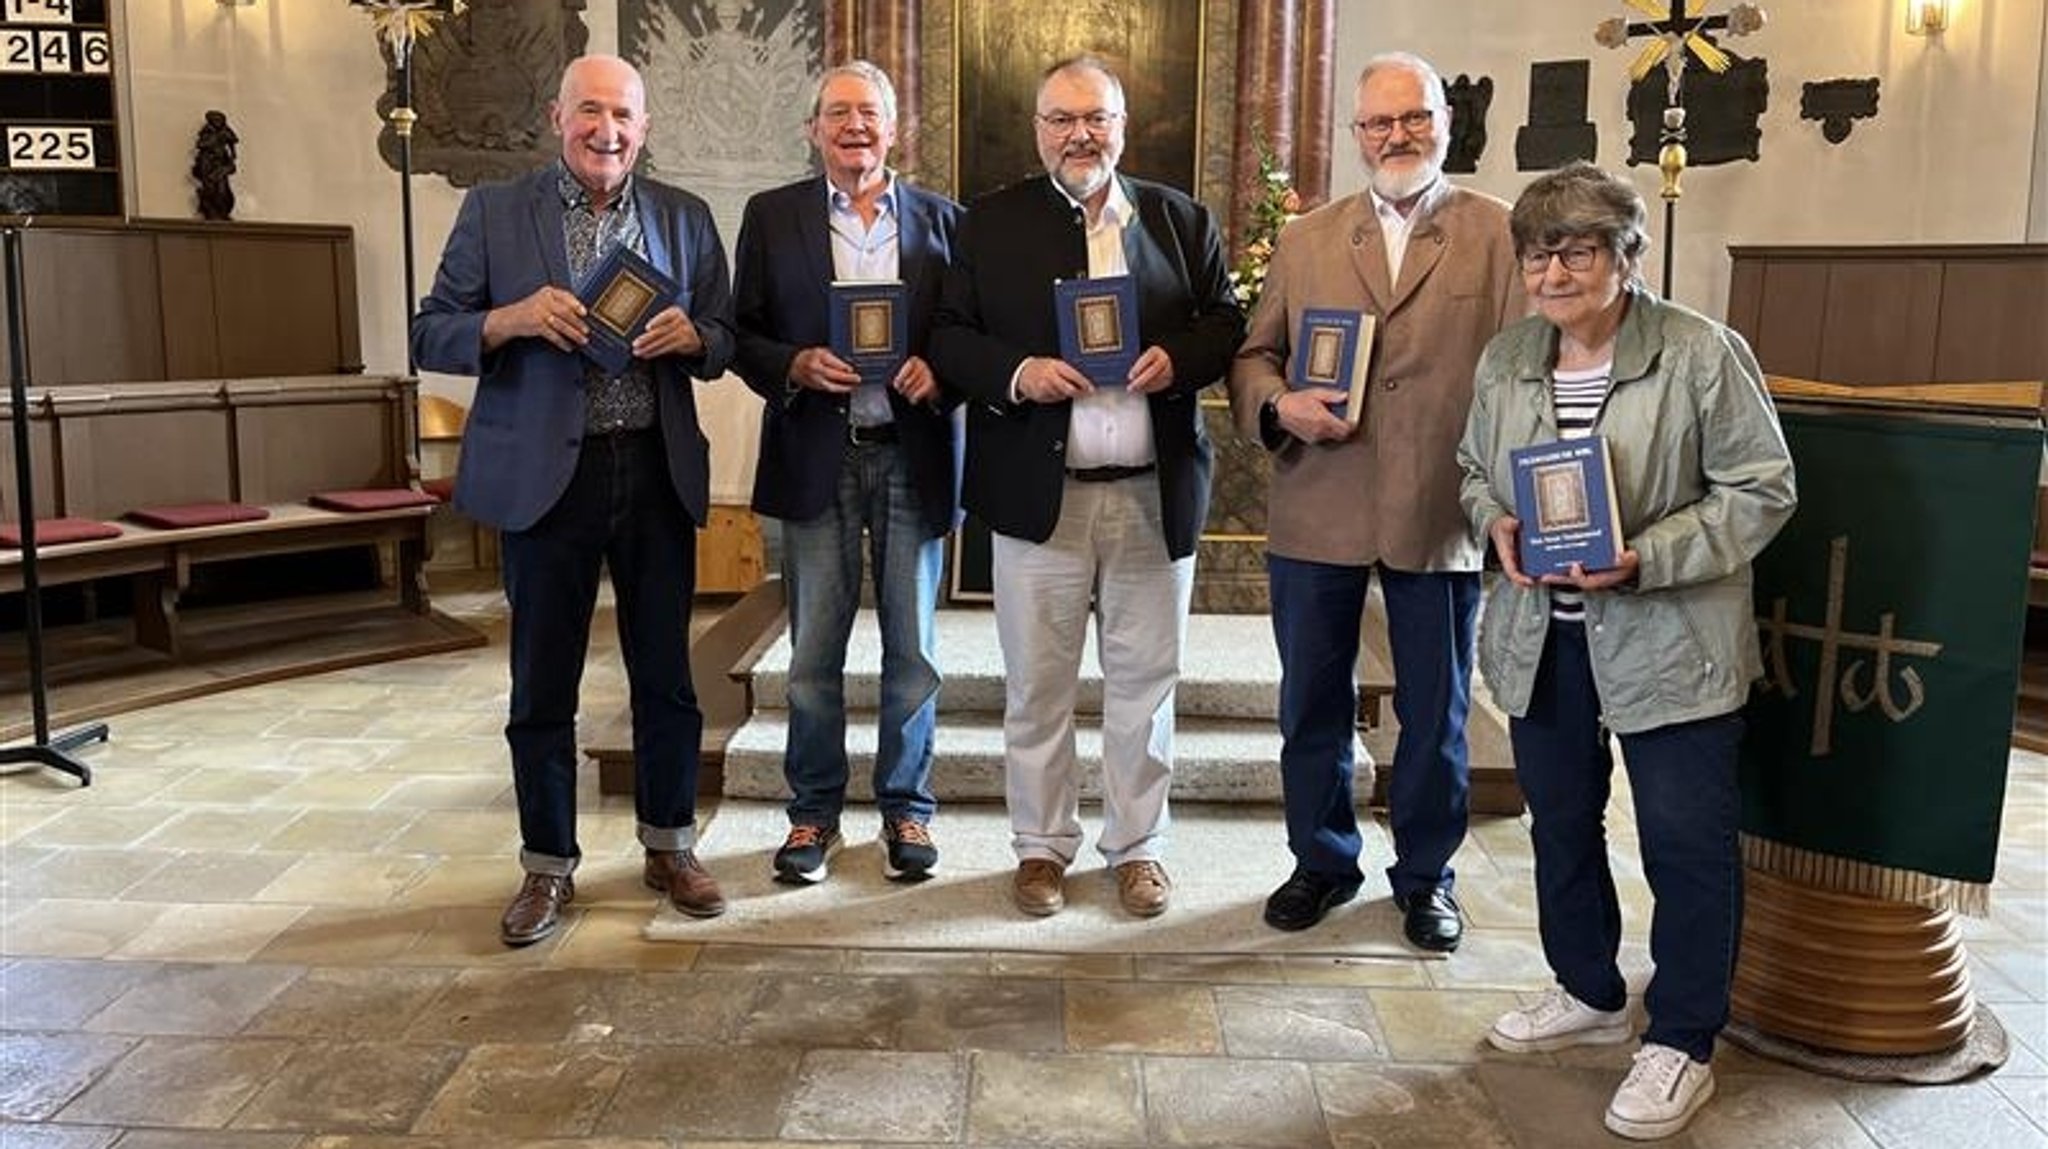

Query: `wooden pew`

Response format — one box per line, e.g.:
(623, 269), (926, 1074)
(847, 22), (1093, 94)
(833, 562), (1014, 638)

(0, 374), (432, 657)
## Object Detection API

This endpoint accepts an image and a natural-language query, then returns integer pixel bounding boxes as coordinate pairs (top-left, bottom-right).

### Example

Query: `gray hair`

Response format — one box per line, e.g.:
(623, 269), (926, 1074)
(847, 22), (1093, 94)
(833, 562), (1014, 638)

(1040, 53), (1127, 109)
(1356, 51), (1447, 112)
(809, 60), (898, 126)
(1510, 161), (1651, 279)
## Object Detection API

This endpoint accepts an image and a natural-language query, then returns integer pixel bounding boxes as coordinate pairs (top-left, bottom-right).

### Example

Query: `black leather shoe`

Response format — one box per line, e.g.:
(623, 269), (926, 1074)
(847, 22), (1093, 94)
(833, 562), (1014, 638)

(1263, 869), (1363, 932)
(1397, 887), (1463, 952)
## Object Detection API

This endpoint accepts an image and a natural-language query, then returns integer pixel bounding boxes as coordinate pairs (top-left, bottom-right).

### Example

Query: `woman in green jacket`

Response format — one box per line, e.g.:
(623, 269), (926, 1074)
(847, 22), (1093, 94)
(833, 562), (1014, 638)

(1456, 162), (1797, 1142)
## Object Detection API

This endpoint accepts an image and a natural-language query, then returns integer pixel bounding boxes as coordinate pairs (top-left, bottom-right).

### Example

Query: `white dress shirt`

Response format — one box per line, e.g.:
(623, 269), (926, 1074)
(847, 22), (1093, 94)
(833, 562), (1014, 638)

(1368, 176), (1447, 289)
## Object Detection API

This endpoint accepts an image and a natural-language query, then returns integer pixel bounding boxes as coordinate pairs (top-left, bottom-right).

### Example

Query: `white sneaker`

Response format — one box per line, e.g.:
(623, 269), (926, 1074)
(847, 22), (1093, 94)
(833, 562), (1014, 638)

(1487, 986), (1632, 1053)
(1605, 1043), (1715, 1141)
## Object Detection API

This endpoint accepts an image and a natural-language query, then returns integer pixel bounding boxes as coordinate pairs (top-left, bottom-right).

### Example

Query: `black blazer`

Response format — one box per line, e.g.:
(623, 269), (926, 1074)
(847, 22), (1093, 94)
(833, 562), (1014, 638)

(731, 176), (964, 539)
(928, 175), (1244, 559)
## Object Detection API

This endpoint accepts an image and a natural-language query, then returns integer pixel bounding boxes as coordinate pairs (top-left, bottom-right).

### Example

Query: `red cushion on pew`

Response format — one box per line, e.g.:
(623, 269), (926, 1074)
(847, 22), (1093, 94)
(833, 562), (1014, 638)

(0, 517), (124, 548)
(126, 502), (270, 529)
(307, 487), (442, 512)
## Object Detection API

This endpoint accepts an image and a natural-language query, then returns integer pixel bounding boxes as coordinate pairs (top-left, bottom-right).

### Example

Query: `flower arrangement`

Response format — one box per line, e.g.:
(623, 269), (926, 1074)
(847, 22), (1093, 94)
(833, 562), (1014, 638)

(1229, 140), (1302, 313)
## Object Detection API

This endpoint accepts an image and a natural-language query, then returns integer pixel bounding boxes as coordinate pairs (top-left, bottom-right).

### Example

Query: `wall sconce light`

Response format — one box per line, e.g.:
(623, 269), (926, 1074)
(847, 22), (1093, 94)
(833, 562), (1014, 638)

(1905, 0), (1950, 35)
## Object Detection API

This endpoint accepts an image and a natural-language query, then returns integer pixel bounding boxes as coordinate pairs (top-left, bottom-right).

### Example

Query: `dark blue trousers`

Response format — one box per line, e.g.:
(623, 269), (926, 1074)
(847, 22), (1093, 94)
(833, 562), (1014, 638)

(500, 429), (702, 872)
(1510, 619), (1744, 1061)
(1269, 556), (1478, 900)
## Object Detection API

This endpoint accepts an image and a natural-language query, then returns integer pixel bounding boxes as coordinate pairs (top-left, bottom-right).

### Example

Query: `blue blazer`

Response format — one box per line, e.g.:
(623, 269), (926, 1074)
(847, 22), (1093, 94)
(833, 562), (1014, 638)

(411, 166), (736, 532)
(731, 176), (964, 539)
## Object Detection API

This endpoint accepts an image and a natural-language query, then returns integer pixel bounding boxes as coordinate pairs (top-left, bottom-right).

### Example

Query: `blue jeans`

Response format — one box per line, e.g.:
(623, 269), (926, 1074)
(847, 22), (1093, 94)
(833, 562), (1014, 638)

(1269, 556), (1477, 899)
(780, 440), (941, 827)
(1510, 619), (1744, 1061)
(500, 429), (701, 874)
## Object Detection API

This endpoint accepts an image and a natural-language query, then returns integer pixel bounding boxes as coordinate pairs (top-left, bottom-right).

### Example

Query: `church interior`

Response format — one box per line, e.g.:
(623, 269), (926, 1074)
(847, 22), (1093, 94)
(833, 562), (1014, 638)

(1, 1), (2044, 1146)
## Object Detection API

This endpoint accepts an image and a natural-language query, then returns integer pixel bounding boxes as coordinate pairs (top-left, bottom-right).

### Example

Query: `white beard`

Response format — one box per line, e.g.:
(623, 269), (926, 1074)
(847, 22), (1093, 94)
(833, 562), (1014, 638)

(1368, 160), (1439, 203)
(1055, 156), (1112, 203)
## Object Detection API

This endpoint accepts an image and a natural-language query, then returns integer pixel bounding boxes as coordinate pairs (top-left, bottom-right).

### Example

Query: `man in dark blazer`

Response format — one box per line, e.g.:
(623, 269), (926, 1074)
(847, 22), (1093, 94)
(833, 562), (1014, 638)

(411, 54), (736, 946)
(929, 55), (1243, 920)
(731, 61), (963, 885)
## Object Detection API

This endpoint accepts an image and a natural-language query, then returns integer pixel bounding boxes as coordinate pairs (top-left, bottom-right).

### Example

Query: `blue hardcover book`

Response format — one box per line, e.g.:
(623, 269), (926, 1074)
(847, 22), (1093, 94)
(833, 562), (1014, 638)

(1288, 307), (1376, 426)
(829, 279), (908, 388)
(1510, 436), (1625, 577)
(573, 243), (680, 377)
(1053, 273), (1140, 388)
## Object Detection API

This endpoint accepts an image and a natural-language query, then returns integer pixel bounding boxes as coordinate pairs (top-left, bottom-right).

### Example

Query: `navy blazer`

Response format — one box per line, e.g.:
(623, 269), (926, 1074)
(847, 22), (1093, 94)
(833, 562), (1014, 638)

(731, 176), (964, 539)
(928, 175), (1244, 559)
(410, 166), (736, 533)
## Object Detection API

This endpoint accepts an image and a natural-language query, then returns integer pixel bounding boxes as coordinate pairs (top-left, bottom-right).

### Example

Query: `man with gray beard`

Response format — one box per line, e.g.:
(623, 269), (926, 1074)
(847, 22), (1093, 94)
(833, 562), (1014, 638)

(930, 55), (1243, 921)
(1227, 52), (1523, 950)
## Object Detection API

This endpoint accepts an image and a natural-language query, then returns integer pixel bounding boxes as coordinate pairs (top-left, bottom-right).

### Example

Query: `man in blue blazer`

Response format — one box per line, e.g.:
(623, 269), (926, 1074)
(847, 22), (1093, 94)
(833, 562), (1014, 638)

(928, 56), (1243, 919)
(732, 62), (963, 885)
(411, 54), (737, 946)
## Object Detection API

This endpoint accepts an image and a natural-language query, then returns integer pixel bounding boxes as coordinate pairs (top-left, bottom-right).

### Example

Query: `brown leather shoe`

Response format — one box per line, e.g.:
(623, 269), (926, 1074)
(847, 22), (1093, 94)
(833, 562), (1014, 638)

(500, 872), (573, 946)
(1013, 858), (1066, 917)
(1116, 859), (1171, 918)
(646, 848), (726, 918)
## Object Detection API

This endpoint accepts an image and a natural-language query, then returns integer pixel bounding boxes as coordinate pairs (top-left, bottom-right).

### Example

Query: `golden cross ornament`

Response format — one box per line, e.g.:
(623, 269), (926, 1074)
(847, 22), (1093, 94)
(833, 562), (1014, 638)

(1597, 0), (1766, 92)
(349, 0), (464, 66)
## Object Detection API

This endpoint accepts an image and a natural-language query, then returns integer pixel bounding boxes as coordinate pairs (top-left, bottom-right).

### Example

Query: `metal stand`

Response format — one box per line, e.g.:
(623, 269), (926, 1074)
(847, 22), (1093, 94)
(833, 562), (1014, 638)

(1658, 106), (1687, 297)
(0, 224), (105, 785)
(394, 52), (418, 376)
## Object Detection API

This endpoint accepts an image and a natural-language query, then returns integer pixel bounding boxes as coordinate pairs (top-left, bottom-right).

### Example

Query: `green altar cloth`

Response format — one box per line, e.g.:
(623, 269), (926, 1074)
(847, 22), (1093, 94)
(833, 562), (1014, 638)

(1741, 403), (2041, 907)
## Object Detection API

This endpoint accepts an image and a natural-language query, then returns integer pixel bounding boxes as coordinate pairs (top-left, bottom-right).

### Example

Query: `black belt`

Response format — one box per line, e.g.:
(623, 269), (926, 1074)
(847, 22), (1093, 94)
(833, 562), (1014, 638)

(1066, 463), (1155, 483)
(847, 422), (898, 446)
(584, 425), (657, 442)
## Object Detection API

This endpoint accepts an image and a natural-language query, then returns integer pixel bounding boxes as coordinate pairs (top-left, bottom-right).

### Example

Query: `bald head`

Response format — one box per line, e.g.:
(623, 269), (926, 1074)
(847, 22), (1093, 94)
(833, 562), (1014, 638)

(551, 55), (649, 204)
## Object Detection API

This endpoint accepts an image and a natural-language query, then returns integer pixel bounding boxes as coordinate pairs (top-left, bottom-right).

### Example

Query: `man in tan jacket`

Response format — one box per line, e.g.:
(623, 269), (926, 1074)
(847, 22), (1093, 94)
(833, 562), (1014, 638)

(1229, 51), (1523, 950)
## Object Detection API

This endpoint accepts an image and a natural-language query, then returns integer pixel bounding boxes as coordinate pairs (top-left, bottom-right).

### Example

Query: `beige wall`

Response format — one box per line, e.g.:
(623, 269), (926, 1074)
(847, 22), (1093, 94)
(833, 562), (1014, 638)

(1328, 0), (2048, 318)
(117, 1), (768, 501)
(114, 1), (2048, 496)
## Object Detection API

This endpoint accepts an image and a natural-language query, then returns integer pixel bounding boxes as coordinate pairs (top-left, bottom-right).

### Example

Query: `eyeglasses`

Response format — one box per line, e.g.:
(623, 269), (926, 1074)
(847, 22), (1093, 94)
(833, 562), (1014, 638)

(818, 105), (886, 127)
(1036, 110), (1123, 135)
(1520, 244), (1604, 274)
(1353, 109), (1437, 139)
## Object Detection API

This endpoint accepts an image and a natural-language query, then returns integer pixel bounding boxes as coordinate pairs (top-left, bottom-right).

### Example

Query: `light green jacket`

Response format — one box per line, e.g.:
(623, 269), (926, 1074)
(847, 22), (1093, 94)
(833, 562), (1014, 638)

(1457, 286), (1798, 734)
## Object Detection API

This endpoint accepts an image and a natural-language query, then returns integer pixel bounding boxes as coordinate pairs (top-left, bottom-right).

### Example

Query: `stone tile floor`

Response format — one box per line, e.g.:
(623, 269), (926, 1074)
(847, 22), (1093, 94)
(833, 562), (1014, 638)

(0, 582), (2042, 1147)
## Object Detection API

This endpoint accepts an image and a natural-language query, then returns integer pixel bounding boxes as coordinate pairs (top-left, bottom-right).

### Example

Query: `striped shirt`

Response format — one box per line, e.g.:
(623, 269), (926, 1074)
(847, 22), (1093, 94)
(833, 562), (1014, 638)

(1548, 362), (1612, 621)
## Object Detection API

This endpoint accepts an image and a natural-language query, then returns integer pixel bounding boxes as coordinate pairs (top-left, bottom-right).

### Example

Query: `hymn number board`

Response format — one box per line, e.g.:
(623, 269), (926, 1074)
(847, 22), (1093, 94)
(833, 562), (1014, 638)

(0, 0), (120, 217)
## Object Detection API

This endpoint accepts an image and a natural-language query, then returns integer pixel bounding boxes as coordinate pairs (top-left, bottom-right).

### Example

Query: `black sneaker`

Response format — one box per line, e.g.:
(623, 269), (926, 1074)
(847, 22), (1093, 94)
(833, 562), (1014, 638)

(773, 824), (841, 884)
(881, 818), (938, 881)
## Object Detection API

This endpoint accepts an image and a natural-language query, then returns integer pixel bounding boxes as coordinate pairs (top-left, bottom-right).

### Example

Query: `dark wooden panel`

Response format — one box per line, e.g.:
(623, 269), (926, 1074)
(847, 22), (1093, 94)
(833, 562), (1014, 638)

(17, 230), (164, 384)
(1749, 261), (1827, 380)
(1725, 255), (1764, 352)
(157, 235), (221, 380)
(61, 408), (233, 514)
(0, 417), (60, 520)
(210, 238), (344, 377)
(331, 237), (364, 372)
(1817, 260), (1941, 385)
(1934, 259), (2048, 383)
(234, 399), (403, 502)
(1727, 244), (2048, 387)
